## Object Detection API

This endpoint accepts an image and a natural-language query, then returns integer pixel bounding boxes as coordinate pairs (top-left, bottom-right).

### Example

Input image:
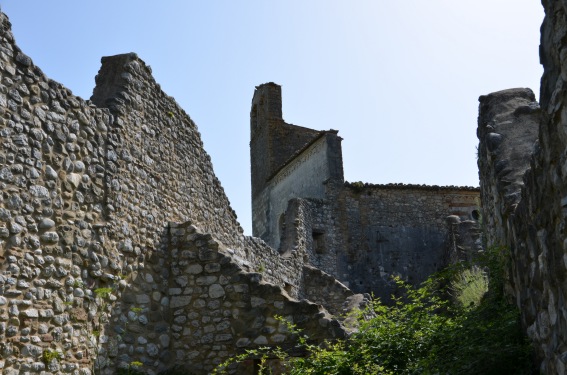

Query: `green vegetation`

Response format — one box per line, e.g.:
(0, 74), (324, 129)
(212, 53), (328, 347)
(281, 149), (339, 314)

(116, 361), (146, 375)
(349, 181), (365, 193)
(450, 266), (488, 308)
(215, 246), (533, 375)
(94, 287), (114, 299)
(130, 306), (144, 314)
(41, 349), (62, 365)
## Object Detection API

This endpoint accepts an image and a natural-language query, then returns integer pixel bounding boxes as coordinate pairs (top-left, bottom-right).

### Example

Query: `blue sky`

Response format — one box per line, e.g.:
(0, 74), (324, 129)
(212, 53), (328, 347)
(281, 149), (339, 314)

(1, 1), (544, 234)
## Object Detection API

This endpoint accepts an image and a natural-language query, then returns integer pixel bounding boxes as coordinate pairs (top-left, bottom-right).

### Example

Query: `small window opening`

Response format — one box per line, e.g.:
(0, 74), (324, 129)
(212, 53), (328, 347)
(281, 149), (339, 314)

(471, 209), (480, 221)
(312, 231), (326, 254)
(278, 213), (286, 243)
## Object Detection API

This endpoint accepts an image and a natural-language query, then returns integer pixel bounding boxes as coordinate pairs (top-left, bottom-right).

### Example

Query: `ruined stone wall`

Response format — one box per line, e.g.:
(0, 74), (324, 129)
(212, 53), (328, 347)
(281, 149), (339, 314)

(253, 134), (343, 249)
(278, 179), (480, 302)
(335, 183), (479, 300)
(0, 11), (119, 374)
(476, 88), (540, 250)
(249, 82), (482, 305)
(276, 196), (346, 298)
(477, 2), (567, 372)
(250, 83), (320, 201)
(250, 83), (340, 241)
(445, 215), (483, 265)
(0, 10), (358, 375)
(299, 198), (341, 275)
(164, 222), (347, 374)
(91, 53), (245, 255)
(301, 265), (359, 317)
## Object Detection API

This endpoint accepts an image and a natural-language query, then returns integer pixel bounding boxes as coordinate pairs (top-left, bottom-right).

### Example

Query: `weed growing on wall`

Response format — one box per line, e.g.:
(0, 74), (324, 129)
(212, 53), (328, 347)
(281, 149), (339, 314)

(41, 349), (62, 365)
(115, 361), (146, 375)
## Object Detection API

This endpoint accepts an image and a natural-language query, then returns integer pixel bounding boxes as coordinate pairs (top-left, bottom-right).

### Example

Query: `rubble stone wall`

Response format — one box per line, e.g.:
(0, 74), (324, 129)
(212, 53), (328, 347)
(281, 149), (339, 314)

(334, 184), (479, 300)
(476, 88), (540, 251)
(0, 10), (118, 374)
(165, 222), (347, 374)
(91, 52), (245, 257)
(253, 134), (343, 250)
(476, 1), (567, 370)
(249, 82), (482, 305)
(0, 10), (354, 375)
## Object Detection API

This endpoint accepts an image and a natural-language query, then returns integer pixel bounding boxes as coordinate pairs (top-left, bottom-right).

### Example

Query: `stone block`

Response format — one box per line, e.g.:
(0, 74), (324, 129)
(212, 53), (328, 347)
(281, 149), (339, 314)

(170, 296), (192, 309)
(208, 284), (225, 299)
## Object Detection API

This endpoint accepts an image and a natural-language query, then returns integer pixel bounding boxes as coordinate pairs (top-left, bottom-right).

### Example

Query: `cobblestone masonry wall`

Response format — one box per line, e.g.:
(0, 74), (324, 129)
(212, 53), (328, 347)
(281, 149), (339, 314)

(90, 53), (245, 254)
(0, 11), (118, 374)
(477, 1), (567, 372)
(0, 10), (361, 375)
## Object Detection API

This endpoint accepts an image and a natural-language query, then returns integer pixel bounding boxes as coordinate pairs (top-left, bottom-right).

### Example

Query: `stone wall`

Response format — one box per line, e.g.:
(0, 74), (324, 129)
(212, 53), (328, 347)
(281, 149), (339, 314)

(0, 10), (363, 375)
(476, 1), (567, 370)
(250, 83), (321, 201)
(249, 83), (482, 304)
(250, 83), (344, 244)
(91, 53), (245, 256)
(445, 215), (483, 265)
(253, 133), (343, 249)
(163, 222), (347, 374)
(334, 183), (479, 300)
(476, 88), (540, 250)
(301, 265), (362, 317)
(273, 181), (480, 303)
(0, 10), (118, 374)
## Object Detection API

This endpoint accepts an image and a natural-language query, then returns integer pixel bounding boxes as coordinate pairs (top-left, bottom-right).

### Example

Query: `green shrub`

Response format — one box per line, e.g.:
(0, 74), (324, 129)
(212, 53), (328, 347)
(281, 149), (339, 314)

(214, 247), (533, 375)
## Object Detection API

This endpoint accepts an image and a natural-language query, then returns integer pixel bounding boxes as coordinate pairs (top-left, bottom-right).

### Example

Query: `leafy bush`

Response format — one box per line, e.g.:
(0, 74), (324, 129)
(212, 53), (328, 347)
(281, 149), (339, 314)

(215, 247), (533, 374)
(422, 247), (533, 375)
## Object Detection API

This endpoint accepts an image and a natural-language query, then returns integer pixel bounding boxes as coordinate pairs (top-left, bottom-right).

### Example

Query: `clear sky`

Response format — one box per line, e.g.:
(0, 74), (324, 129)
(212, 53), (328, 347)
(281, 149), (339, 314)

(1, 1), (544, 235)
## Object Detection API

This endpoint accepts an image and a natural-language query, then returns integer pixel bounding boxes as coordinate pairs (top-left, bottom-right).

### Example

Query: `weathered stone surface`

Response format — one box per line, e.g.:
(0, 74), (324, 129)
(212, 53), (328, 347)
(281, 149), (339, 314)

(476, 3), (567, 369)
(170, 295), (192, 308)
(208, 284), (225, 299)
(39, 218), (55, 229)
